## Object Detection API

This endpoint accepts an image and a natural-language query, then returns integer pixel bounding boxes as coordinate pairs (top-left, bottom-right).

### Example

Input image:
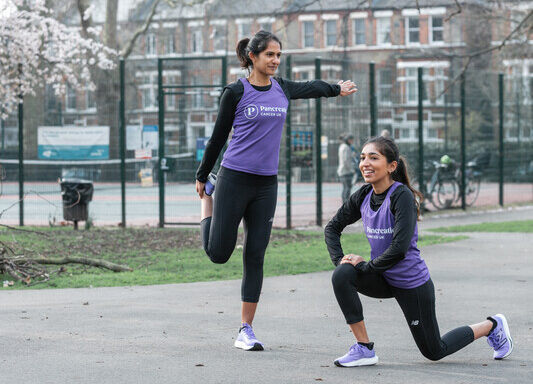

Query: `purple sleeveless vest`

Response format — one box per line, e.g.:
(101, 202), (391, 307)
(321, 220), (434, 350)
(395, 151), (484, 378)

(221, 78), (289, 176)
(360, 182), (430, 289)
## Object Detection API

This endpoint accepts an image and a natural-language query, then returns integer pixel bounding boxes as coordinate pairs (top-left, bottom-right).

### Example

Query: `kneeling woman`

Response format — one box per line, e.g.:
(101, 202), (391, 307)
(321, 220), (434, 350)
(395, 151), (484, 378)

(324, 136), (512, 367)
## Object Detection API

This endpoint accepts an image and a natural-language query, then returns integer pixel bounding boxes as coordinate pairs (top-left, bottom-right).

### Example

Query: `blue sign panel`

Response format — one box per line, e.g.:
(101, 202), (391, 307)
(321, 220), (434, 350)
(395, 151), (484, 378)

(38, 126), (110, 160)
(196, 137), (209, 161)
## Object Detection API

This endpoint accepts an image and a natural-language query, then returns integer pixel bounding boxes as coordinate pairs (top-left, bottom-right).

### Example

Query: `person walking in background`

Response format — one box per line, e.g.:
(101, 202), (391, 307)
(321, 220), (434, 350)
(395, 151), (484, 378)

(325, 136), (513, 367)
(337, 133), (356, 203)
(195, 30), (357, 351)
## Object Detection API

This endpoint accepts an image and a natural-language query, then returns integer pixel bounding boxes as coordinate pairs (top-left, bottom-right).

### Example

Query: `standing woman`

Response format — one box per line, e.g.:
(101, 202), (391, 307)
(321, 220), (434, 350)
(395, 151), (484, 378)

(337, 133), (356, 203)
(196, 30), (357, 351)
(325, 136), (512, 366)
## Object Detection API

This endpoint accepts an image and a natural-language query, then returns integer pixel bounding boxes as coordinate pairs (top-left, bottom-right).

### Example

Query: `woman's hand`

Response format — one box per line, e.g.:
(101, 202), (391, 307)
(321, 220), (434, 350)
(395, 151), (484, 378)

(196, 180), (205, 198)
(338, 80), (358, 96)
(340, 253), (365, 266)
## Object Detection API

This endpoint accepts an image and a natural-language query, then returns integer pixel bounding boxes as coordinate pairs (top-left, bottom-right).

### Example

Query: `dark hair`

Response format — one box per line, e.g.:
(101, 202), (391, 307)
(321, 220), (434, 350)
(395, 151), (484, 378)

(363, 136), (424, 219)
(236, 30), (282, 72)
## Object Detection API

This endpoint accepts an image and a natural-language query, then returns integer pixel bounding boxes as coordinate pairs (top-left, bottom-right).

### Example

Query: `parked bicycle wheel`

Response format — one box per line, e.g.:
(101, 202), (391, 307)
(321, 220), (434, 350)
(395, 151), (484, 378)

(465, 176), (481, 207)
(434, 180), (457, 209)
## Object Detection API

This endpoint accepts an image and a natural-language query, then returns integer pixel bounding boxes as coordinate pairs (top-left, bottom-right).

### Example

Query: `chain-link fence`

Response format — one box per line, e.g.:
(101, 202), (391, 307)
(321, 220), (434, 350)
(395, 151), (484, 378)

(1, 55), (531, 228)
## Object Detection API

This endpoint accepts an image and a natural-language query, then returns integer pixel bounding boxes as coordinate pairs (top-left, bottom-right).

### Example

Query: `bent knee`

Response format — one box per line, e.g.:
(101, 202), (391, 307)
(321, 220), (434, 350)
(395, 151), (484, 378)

(421, 349), (445, 361)
(331, 263), (356, 288)
(207, 249), (232, 264)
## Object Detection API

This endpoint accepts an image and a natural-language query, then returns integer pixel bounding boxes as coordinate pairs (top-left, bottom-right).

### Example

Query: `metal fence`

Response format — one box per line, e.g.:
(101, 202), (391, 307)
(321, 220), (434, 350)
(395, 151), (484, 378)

(1, 55), (531, 228)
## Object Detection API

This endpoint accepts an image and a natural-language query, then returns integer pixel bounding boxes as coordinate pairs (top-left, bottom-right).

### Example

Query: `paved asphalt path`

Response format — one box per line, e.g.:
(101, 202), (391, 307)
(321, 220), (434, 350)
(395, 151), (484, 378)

(1, 208), (532, 383)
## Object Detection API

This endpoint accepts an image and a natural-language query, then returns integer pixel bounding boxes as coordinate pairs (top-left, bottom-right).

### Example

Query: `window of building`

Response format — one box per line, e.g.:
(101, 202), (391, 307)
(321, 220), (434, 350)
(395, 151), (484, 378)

(431, 16), (444, 43)
(140, 74), (156, 110)
(434, 67), (446, 104)
(428, 126), (438, 139)
(142, 88), (154, 109)
(191, 77), (203, 109)
(86, 89), (96, 110)
(65, 84), (77, 111)
(530, 64), (533, 105)
(46, 84), (57, 111)
(325, 19), (337, 47)
(145, 33), (156, 56)
(378, 69), (392, 104)
(238, 22), (251, 40)
(376, 17), (391, 45)
(406, 16), (419, 44)
(405, 68), (429, 104)
(191, 28), (203, 53)
(164, 34), (175, 54)
(260, 22), (272, 32)
(166, 76), (177, 110)
(212, 27), (226, 52)
(400, 127), (412, 139)
(353, 18), (365, 45)
(303, 21), (314, 48)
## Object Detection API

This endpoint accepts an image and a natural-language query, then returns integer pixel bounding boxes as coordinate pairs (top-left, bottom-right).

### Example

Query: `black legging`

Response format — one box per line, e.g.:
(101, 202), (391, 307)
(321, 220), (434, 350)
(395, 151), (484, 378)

(201, 166), (277, 303)
(331, 263), (474, 361)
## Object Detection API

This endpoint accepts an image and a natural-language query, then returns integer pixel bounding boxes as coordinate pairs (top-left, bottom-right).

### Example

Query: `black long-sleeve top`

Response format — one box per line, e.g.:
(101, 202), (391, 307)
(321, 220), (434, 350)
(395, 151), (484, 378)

(196, 77), (340, 183)
(324, 183), (418, 274)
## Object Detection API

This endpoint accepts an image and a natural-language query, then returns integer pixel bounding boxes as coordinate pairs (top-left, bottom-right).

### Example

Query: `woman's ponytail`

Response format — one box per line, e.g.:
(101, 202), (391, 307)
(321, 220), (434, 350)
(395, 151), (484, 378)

(236, 38), (252, 70)
(392, 156), (424, 218)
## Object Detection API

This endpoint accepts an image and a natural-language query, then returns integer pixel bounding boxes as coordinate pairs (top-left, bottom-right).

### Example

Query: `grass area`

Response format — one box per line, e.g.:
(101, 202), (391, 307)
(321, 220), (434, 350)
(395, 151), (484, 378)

(429, 220), (533, 233)
(0, 227), (465, 290)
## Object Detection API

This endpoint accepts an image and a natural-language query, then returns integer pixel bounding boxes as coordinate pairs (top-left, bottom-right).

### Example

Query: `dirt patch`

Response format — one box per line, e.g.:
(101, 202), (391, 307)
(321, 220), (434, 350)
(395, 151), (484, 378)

(2, 227), (314, 261)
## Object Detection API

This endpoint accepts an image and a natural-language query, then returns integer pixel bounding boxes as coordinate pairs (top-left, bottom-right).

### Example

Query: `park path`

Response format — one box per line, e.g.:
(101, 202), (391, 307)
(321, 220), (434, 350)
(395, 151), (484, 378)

(1, 209), (532, 383)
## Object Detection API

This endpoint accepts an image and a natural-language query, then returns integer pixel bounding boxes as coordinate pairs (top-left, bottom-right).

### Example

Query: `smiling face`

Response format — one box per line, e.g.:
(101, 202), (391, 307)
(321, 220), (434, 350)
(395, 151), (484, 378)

(359, 143), (398, 192)
(249, 40), (281, 77)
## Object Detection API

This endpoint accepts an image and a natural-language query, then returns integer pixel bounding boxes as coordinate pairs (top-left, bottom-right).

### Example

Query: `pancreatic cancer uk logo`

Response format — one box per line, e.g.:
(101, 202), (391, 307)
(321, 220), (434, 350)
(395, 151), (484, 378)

(244, 104), (259, 119)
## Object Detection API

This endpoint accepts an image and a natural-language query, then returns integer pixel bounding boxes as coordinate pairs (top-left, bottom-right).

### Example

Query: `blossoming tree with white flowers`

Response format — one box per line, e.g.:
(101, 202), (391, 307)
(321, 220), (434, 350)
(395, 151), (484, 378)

(0, 0), (115, 118)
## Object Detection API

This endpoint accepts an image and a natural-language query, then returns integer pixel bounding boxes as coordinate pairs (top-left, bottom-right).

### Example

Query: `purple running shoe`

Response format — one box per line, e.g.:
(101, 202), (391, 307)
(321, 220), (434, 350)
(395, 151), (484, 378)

(204, 173), (217, 196)
(334, 343), (378, 367)
(487, 314), (513, 360)
(234, 323), (264, 351)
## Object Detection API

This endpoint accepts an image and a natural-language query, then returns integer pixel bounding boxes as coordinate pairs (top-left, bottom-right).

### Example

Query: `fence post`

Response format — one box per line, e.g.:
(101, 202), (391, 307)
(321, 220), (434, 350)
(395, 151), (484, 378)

(369, 62), (377, 137)
(285, 55), (292, 229)
(157, 58), (165, 228)
(1, 117), (4, 151)
(417, 67), (425, 198)
(460, 72), (466, 210)
(498, 73), (504, 207)
(315, 57), (322, 227)
(221, 56), (227, 91)
(119, 59), (126, 227)
(18, 72), (24, 227)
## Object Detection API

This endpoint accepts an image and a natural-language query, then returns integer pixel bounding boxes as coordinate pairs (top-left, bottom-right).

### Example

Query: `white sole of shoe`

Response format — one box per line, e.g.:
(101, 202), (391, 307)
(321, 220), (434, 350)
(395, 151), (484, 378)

(234, 340), (264, 351)
(334, 355), (379, 367)
(494, 313), (513, 359)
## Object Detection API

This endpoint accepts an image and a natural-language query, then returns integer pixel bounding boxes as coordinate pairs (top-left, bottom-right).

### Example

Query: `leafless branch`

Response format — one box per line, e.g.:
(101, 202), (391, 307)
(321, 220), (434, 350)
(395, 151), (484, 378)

(445, 0), (462, 22)
(460, 10), (532, 61)
(438, 9), (533, 98)
(120, 0), (163, 58)
(18, 256), (133, 272)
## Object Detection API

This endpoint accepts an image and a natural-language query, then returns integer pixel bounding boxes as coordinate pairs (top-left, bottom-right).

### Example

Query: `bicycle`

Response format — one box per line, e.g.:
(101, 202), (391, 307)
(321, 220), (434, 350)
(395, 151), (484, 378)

(425, 153), (488, 210)
(425, 158), (458, 210)
(455, 156), (486, 207)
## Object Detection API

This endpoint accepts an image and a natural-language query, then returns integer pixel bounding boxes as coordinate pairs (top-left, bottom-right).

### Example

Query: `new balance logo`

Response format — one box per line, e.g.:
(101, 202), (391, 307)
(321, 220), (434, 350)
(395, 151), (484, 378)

(410, 320), (419, 326)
